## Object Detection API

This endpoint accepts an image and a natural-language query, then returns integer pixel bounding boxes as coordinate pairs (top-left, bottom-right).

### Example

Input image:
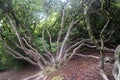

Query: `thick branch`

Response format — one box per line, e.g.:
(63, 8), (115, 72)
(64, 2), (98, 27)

(57, 19), (80, 60)
(4, 45), (39, 67)
(7, 14), (24, 48)
(84, 12), (99, 48)
(56, 5), (66, 55)
(22, 38), (49, 66)
(65, 39), (90, 53)
(66, 43), (85, 62)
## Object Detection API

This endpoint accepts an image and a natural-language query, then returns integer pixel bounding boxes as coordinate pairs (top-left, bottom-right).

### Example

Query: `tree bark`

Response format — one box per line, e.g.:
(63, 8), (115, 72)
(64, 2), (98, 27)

(113, 45), (120, 80)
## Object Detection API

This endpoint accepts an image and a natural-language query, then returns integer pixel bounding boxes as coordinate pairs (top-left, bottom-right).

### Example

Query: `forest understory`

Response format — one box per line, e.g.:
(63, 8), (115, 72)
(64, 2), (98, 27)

(0, 50), (114, 80)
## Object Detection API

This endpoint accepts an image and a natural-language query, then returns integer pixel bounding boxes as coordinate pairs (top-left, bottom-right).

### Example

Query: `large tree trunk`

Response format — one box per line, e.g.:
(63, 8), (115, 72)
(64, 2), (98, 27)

(113, 45), (120, 80)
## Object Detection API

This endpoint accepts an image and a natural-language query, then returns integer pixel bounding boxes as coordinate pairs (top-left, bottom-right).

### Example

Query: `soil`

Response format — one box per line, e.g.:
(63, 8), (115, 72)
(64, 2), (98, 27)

(0, 50), (115, 80)
(0, 65), (40, 80)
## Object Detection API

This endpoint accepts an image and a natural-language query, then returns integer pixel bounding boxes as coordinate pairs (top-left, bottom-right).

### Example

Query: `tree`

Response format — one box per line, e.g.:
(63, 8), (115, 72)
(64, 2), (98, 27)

(112, 1), (120, 80)
(0, 0), (86, 79)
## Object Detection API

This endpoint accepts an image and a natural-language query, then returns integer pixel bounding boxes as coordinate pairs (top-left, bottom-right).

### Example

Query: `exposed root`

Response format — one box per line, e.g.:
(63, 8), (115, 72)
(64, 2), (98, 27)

(23, 72), (47, 80)
(23, 66), (57, 80)
(76, 53), (99, 59)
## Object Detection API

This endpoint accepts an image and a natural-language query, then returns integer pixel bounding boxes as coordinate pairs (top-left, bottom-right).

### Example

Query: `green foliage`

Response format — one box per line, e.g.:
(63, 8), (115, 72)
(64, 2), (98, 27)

(115, 0), (120, 4)
(51, 42), (57, 53)
(34, 37), (47, 52)
(0, 43), (22, 71)
(34, 37), (57, 53)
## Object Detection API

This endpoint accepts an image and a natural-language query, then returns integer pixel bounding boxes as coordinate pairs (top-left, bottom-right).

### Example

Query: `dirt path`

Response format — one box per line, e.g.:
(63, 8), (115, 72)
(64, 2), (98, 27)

(0, 50), (114, 80)
(0, 65), (40, 80)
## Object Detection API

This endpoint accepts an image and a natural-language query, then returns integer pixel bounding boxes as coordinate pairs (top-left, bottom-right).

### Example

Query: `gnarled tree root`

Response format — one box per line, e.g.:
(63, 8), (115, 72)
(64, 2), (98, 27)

(23, 72), (48, 80)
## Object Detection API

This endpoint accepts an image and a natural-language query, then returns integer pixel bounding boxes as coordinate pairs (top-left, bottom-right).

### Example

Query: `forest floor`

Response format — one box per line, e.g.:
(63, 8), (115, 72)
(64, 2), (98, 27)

(0, 50), (114, 80)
